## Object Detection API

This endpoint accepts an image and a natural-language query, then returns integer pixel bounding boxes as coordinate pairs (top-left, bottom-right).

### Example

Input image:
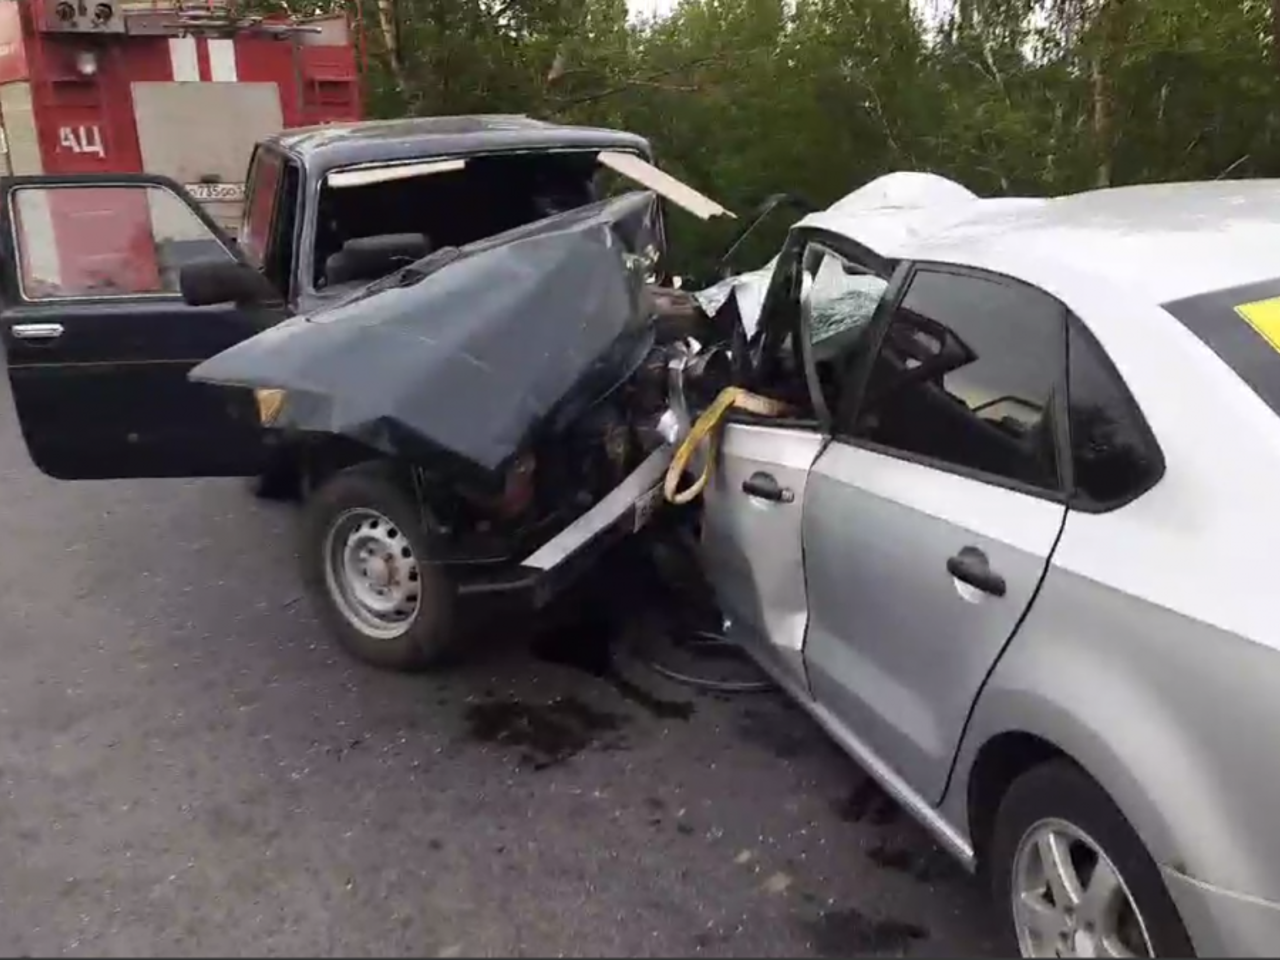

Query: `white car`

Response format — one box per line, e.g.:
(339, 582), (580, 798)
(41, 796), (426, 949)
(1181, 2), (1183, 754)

(684, 172), (1280, 957)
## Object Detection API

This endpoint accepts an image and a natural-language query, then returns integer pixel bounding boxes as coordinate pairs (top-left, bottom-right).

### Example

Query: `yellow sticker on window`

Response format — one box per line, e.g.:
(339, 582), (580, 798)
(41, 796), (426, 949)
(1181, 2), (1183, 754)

(1234, 297), (1280, 353)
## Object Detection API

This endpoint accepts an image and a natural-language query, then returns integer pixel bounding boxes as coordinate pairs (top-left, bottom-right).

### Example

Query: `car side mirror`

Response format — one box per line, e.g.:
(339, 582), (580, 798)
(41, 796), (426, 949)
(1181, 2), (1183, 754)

(180, 260), (280, 307)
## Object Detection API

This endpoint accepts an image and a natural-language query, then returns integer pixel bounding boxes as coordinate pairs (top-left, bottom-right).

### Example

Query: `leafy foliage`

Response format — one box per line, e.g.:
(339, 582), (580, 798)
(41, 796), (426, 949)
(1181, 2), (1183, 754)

(252, 0), (1280, 274)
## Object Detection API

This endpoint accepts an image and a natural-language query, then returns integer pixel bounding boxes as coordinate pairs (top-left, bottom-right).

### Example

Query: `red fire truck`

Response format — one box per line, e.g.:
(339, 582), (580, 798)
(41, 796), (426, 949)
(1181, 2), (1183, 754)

(0, 0), (362, 308)
(0, 0), (362, 229)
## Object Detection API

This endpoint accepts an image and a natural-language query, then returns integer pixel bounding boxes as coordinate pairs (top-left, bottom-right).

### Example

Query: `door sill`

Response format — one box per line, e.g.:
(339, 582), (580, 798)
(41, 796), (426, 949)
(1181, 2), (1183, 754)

(749, 652), (977, 870)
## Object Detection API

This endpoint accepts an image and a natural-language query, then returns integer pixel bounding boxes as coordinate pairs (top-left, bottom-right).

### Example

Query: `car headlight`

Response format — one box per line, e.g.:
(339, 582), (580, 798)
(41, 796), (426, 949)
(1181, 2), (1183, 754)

(254, 388), (287, 426)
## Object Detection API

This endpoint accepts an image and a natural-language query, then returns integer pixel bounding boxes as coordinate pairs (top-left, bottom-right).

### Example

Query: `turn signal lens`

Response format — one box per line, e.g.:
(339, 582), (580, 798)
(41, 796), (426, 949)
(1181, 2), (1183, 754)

(254, 388), (287, 426)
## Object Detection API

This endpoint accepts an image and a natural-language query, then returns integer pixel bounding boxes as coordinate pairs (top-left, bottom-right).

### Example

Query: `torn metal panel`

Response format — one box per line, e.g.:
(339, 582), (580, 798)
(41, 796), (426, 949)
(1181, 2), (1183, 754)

(189, 190), (663, 477)
(597, 151), (735, 222)
(521, 444), (672, 573)
(695, 258), (778, 338)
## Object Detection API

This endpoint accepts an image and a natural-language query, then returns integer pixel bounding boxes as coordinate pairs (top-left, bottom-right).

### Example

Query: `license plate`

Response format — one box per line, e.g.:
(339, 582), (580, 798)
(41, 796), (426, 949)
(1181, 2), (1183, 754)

(632, 485), (662, 533)
(185, 182), (246, 202)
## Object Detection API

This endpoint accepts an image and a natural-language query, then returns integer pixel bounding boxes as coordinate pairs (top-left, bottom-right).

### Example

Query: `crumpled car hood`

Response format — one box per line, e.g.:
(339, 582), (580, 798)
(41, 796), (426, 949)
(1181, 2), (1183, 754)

(190, 191), (662, 478)
(694, 171), (980, 337)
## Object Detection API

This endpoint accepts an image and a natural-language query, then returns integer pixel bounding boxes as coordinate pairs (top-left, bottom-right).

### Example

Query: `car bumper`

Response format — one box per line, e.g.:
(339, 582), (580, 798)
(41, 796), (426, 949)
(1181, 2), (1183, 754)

(454, 445), (671, 611)
(1164, 867), (1280, 956)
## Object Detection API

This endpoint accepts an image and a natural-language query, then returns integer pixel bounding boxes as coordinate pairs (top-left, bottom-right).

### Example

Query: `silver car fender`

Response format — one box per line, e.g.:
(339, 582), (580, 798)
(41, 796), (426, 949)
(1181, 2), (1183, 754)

(942, 562), (1280, 908)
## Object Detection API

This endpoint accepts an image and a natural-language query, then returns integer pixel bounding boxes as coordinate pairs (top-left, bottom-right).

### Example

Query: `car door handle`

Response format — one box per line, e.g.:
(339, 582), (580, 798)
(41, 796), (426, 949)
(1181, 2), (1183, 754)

(11, 322), (64, 341)
(946, 546), (1007, 598)
(742, 471), (794, 503)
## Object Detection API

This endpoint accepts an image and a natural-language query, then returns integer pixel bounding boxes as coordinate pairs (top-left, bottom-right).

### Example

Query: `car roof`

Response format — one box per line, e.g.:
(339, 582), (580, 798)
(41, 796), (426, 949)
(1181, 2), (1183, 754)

(266, 115), (654, 177)
(800, 177), (1280, 305)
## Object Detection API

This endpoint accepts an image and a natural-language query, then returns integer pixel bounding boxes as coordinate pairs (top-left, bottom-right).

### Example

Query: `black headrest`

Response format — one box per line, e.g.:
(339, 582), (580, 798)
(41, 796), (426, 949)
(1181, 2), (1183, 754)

(325, 232), (431, 286)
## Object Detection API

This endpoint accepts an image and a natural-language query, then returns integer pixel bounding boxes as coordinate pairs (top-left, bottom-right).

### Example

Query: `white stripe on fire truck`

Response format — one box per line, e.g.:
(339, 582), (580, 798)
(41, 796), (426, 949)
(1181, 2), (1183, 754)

(167, 36), (199, 82)
(207, 39), (238, 82)
(19, 189), (61, 288)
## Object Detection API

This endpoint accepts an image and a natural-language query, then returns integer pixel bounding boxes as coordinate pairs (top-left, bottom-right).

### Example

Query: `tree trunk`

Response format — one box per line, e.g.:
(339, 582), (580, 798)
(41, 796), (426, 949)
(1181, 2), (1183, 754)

(1091, 0), (1125, 188)
(1091, 48), (1111, 187)
(374, 0), (409, 93)
(1273, 0), (1280, 77)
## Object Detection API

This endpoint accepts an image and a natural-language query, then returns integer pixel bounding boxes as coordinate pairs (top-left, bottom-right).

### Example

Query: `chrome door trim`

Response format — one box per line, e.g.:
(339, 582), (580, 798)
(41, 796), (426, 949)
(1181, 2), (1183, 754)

(11, 322), (64, 340)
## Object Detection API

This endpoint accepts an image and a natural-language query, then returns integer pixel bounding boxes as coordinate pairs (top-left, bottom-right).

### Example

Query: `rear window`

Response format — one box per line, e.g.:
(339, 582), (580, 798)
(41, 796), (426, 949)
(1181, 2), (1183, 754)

(1164, 278), (1280, 416)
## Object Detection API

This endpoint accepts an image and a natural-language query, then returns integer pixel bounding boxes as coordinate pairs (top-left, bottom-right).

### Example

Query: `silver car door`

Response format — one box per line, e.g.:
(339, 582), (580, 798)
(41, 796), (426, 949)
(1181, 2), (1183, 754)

(699, 421), (826, 689)
(802, 264), (1070, 802)
(698, 235), (895, 693)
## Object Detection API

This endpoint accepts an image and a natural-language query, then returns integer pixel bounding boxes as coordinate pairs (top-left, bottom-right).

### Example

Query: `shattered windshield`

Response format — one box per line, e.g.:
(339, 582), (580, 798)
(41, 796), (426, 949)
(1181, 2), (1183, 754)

(326, 191), (652, 314)
(313, 148), (731, 295)
(806, 249), (887, 360)
(313, 151), (609, 290)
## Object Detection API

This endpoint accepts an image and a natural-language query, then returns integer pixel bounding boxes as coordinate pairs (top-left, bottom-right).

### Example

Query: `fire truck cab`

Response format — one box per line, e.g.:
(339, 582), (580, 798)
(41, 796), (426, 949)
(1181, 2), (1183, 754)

(0, 0), (362, 231)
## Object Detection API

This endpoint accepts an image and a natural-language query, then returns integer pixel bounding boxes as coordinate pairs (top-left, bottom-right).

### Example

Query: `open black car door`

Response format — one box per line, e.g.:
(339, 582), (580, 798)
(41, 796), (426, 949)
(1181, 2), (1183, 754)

(0, 174), (289, 480)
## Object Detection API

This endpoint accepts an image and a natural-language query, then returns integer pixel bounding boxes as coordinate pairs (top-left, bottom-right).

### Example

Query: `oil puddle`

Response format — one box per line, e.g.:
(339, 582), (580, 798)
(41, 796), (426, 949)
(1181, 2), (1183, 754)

(867, 842), (966, 884)
(612, 670), (696, 720)
(802, 907), (928, 956)
(464, 695), (627, 770)
(832, 778), (901, 826)
(735, 705), (815, 761)
(531, 608), (696, 721)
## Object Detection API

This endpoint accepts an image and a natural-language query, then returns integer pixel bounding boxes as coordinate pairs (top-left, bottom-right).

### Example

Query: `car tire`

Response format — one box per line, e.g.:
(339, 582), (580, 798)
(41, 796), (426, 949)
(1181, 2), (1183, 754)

(989, 760), (1194, 958)
(300, 460), (458, 672)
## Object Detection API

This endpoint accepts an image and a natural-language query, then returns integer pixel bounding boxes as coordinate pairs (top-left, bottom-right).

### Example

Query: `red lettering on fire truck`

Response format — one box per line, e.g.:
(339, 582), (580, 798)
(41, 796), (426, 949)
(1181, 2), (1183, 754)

(58, 124), (105, 159)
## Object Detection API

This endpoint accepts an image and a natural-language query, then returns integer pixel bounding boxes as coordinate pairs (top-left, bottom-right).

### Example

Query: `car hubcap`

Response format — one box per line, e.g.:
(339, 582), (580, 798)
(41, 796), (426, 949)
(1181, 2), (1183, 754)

(1011, 819), (1153, 958)
(323, 507), (421, 640)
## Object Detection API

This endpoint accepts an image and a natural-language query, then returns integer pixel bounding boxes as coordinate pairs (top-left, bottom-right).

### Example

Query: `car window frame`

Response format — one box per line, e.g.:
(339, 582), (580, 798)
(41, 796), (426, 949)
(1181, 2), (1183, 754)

(5, 179), (238, 305)
(744, 225), (898, 433)
(1062, 310), (1166, 514)
(261, 155), (303, 304)
(238, 145), (284, 274)
(831, 259), (1075, 505)
(297, 146), (663, 300)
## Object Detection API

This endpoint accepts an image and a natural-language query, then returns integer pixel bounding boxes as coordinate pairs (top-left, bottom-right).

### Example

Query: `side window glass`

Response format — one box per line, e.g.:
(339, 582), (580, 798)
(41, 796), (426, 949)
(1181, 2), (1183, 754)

(262, 159), (300, 297)
(850, 268), (1066, 491)
(1066, 319), (1162, 508)
(239, 148), (282, 270)
(760, 239), (887, 416)
(802, 241), (887, 364)
(11, 184), (233, 300)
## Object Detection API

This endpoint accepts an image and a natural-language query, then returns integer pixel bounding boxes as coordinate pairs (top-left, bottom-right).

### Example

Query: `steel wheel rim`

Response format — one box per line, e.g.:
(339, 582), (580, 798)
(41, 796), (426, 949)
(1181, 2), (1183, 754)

(322, 507), (422, 640)
(1011, 817), (1154, 958)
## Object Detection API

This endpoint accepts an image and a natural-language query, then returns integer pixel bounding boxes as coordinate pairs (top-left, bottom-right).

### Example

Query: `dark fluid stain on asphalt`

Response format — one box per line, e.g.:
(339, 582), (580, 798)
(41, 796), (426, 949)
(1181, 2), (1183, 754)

(735, 705), (812, 760)
(610, 667), (696, 721)
(325, 736), (365, 760)
(804, 907), (928, 957)
(691, 930), (725, 952)
(463, 695), (626, 770)
(867, 843), (966, 884)
(530, 611), (695, 721)
(833, 778), (901, 826)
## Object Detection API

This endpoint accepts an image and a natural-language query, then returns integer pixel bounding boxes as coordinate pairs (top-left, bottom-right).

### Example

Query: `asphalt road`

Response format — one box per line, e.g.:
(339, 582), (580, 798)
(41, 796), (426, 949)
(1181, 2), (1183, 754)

(0, 390), (1002, 957)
